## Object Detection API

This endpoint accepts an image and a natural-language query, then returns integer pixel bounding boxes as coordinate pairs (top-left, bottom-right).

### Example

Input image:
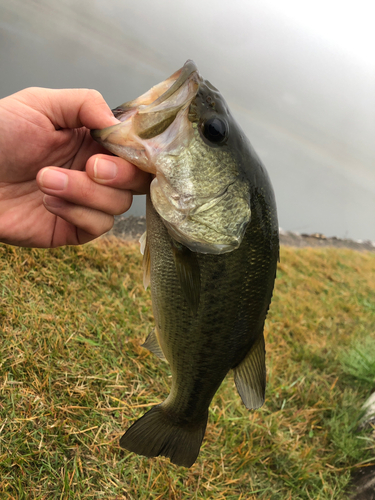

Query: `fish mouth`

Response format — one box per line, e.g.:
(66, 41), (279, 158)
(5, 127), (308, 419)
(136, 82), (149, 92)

(91, 60), (200, 172)
(92, 61), (251, 254)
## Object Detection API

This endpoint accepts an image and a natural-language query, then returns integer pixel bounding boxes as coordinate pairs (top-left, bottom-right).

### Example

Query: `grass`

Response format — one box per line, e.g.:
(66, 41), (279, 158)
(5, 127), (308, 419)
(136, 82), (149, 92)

(0, 238), (374, 499)
(340, 337), (375, 389)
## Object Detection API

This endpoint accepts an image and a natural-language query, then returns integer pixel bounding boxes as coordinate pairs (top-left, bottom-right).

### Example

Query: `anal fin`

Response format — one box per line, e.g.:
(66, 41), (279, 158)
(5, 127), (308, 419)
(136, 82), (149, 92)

(233, 333), (266, 410)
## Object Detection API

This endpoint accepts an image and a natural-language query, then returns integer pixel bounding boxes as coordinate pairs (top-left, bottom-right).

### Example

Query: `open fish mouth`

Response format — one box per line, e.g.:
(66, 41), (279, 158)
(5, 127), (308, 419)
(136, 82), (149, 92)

(92, 61), (251, 255)
(91, 60), (201, 172)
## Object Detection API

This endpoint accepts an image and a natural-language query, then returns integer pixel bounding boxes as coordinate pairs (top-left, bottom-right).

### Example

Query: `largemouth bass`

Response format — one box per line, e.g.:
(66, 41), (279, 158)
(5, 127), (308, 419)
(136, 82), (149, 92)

(91, 60), (279, 467)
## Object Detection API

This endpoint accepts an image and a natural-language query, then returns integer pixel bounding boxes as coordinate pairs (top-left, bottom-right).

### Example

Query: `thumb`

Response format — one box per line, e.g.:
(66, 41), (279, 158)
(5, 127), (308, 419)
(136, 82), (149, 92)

(16, 87), (120, 130)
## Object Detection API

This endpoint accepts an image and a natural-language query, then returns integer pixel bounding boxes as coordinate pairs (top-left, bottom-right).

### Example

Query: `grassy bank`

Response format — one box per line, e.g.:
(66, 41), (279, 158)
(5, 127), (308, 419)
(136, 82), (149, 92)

(0, 239), (374, 499)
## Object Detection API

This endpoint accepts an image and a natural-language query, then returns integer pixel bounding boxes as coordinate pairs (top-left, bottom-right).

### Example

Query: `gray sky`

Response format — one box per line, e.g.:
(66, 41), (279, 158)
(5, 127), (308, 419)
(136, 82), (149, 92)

(1, 0), (374, 240)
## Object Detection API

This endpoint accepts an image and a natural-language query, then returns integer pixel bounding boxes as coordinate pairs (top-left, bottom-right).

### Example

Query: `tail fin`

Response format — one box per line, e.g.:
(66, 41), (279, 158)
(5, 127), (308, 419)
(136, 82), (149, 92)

(119, 404), (207, 467)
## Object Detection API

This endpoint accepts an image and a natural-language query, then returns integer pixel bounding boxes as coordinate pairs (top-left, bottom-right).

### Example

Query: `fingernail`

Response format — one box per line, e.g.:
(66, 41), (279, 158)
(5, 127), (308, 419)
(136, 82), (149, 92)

(93, 158), (117, 181)
(40, 168), (68, 190)
(43, 195), (66, 208)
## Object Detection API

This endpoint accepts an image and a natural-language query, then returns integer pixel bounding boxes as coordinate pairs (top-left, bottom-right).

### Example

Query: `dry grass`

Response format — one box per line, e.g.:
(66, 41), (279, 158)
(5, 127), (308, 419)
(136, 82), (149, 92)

(0, 239), (374, 499)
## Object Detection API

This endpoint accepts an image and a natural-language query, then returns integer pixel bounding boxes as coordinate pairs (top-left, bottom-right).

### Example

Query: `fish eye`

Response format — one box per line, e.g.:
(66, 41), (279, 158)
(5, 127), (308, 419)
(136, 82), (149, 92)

(201, 117), (228, 145)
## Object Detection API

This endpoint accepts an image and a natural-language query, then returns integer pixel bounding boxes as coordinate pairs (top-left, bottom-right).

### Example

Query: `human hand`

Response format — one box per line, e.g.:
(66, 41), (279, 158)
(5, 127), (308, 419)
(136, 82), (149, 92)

(0, 87), (151, 247)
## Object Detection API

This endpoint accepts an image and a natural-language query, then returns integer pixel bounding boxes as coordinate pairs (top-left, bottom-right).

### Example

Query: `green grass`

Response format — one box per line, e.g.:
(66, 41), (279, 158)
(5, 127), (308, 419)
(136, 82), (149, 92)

(340, 337), (375, 389)
(0, 239), (374, 499)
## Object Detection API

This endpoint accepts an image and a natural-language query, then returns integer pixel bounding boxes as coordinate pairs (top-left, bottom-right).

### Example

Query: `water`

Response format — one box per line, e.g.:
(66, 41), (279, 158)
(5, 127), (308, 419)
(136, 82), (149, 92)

(1, 0), (374, 240)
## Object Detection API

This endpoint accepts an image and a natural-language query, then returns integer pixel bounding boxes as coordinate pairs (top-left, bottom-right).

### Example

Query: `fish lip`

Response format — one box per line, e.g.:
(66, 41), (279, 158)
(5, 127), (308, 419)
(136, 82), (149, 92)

(91, 60), (200, 153)
(118, 60), (199, 115)
(141, 60), (199, 110)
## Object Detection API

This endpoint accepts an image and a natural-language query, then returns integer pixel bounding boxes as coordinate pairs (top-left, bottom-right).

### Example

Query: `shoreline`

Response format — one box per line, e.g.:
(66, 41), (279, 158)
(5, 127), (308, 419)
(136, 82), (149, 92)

(107, 215), (375, 253)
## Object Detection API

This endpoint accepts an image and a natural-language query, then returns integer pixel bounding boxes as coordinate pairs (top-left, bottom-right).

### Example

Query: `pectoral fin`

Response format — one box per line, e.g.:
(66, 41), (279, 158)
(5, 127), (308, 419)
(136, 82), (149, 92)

(233, 333), (266, 409)
(142, 328), (166, 361)
(171, 240), (200, 315)
(140, 231), (151, 290)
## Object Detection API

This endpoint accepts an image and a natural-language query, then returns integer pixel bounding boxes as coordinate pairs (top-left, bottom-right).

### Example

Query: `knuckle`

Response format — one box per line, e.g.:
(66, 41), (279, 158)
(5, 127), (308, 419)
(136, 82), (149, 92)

(85, 89), (105, 105)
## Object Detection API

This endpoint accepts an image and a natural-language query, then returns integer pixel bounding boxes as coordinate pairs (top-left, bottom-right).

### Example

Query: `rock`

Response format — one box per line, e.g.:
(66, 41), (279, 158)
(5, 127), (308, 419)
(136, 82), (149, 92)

(106, 215), (146, 242)
(360, 392), (375, 430)
(350, 465), (375, 500)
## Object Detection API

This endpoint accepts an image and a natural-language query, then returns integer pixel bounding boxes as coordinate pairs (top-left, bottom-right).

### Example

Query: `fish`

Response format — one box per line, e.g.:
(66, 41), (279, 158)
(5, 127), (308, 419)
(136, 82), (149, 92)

(91, 60), (279, 467)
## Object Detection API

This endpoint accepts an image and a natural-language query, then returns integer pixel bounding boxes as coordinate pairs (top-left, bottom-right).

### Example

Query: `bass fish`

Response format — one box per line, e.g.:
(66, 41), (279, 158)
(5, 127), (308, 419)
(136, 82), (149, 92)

(91, 60), (279, 467)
